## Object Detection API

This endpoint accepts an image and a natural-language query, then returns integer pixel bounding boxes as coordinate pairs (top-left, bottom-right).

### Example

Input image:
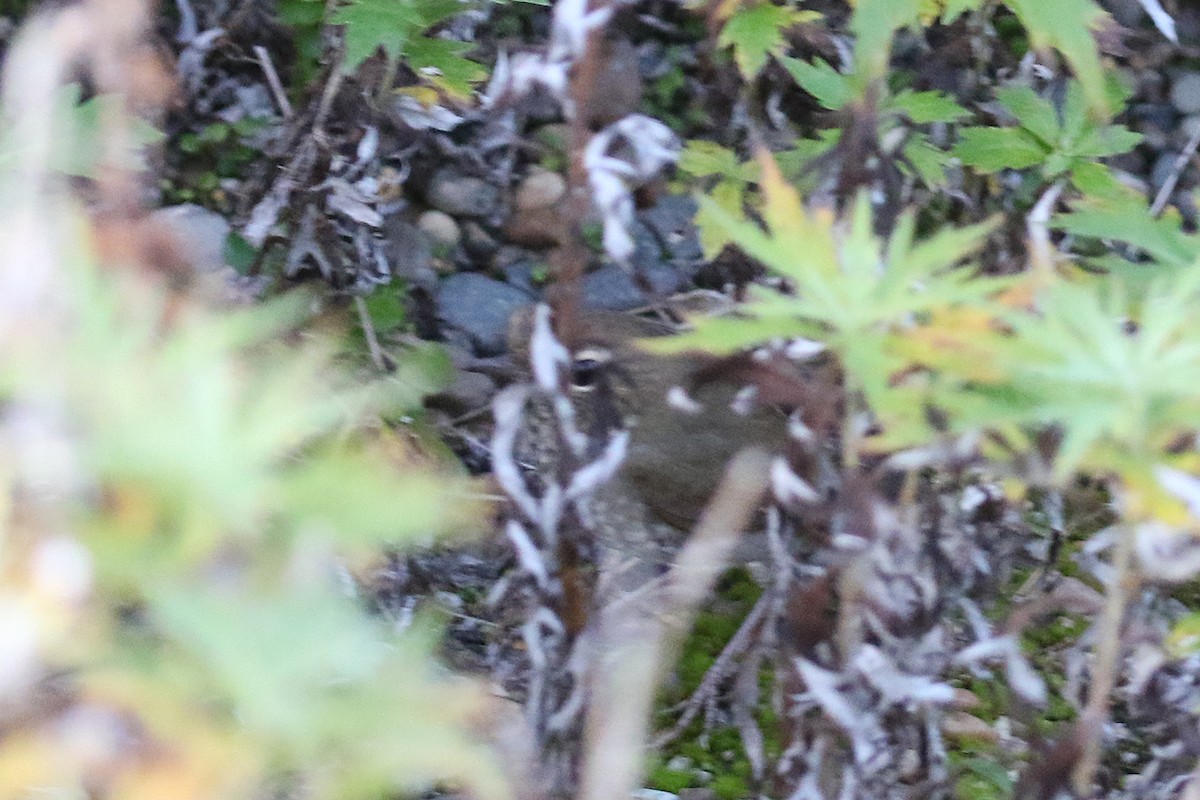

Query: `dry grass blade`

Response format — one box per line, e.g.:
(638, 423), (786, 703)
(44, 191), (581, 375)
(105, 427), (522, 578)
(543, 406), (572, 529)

(579, 447), (770, 800)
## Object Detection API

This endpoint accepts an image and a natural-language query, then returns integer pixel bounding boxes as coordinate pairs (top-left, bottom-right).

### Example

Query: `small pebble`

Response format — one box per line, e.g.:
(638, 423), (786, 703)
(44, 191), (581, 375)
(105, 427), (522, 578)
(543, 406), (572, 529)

(515, 169), (567, 211)
(149, 203), (230, 273)
(666, 756), (693, 772)
(381, 216), (437, 290)
(1171, 72), (1200, 115)
(427, 169), (500, 218)
(430, 370), (496, 413)
(942, 711), (1000, 743)
(418, 210), (461, 247)
(631, 790), (677, 800)
(462, 222), (500, 262)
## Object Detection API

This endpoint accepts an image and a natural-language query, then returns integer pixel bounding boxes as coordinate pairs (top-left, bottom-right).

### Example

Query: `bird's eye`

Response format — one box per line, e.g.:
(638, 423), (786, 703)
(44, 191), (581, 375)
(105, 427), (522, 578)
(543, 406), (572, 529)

(570, 348), (610, 391)
(571, 357), (601, 389)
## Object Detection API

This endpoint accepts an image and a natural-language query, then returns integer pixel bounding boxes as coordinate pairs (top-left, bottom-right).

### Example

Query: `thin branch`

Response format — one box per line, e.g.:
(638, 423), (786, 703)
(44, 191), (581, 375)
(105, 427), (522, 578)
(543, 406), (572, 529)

(1027, 179), (1065, 279)
(1072, 524), (1138, 793)
(1150, 121), (1200, 217)
(253, 45), (293, 119)
(354, 295), (394, 372)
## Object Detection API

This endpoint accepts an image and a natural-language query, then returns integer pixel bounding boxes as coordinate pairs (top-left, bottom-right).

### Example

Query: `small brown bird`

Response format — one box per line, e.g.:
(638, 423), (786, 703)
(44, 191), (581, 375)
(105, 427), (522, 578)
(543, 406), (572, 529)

(509, 308), (791, 539)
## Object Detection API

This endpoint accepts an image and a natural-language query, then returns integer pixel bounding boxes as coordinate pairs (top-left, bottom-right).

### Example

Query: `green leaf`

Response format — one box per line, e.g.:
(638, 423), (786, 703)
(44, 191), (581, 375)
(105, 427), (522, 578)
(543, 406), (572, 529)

(1070, 123), (1142, 158)
(678, 140), (753, 180)
(27, 86), (164, 178)
(996, 85), (1060, 146)
(330, 0), (463, 73)
(941, 0), (983, 22)
(956, 272), (1200, 478)
(902, 136), (949, 187)
(1054, 197), (1200, 269)
(404, 36), (485, 99)
(780, 55), (853, 110)
(223, 232), (258, 276)
(1004, 0), (1110, 118)
(718, 2), (803, 78)
(954, 126), (1048, 171)
(279, 0), (325, 25)
(849, 0), (924, 82)
(1068, 161), (1127, 199)
(363, 284), (408, 333)
(889, 90), (971, 124)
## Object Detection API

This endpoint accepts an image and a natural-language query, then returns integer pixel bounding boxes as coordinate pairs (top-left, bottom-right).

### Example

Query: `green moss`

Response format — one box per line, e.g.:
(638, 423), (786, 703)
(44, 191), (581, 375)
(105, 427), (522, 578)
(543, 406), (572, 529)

(647, 767), (694, 794)
(711, 774), (749, 800)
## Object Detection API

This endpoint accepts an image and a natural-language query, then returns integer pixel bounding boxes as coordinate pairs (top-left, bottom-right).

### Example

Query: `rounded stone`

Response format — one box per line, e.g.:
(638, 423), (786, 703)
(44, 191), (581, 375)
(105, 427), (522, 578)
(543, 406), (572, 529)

(417, 209), (461, 247)
(437, 272), (532, 356)
(514, 170), (567, 211)
(150, 203), (230, 273)
(426, 169), (500, 218)
(1171, 73), (1200, 115)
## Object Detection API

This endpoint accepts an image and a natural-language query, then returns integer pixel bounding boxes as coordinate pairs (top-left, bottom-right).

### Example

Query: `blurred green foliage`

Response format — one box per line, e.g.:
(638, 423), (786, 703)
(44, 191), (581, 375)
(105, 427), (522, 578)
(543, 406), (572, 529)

(0, 41), (503, 800)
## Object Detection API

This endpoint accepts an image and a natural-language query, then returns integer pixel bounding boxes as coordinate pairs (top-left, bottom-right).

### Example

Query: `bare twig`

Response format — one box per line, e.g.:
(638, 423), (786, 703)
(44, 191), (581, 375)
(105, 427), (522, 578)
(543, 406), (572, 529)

(253, 44), (293, 119)
(1150, 121), (1200, 217)
(652, 591), (771, 748)
(354, 295), (394, 372)
(1072, 524), (1138, 794)
(1027, 179), (1065, 279)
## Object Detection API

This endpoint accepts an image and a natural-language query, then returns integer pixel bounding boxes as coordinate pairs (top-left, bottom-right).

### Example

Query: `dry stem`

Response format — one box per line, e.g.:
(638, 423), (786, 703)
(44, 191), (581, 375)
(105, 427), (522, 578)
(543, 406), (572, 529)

(1072, 523), (1138, 793)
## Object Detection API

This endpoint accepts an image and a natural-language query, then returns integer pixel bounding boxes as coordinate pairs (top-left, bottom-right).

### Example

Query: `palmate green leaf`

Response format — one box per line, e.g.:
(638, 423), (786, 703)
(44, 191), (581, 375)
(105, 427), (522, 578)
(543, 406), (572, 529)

(282, 448), (478, 546)
(903, 136), (949, 187)
(1004, 0), (1110, 117)
(673, 152), (999, 428)
(678, 140), (757, 181)
(780, 55), (853, 110)
(1068, 161), (1128, 199)
(1054, 196), (1200, 269)
(954, 126), (1048, 171)
(149, 585), (510, 800)
(404, 36), (486, 99)
(961, 272), (1200, 478)
(330, 0), (464, 73)
(718, 2), (817, 78)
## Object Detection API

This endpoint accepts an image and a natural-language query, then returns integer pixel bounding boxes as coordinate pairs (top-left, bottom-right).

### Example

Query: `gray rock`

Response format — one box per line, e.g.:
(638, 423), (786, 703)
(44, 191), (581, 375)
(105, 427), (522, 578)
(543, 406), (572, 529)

(582, 263), (685, 311)
(665, 756), (693, 772)
(381, 216), (437, 291)
(437, 272), (533, 355)
(515, 169), (567, 211)
(631, 791), (678, 800)
(503, 261), (548, 296)
(427, 169), (500, 218)
(1172, 73), (1200, 115)
(462, 221), (500, 263)
(417, 209), (461, 247)
(583, 265), (646, 311)
(150, 203), (230, 273)
(430, 369), (496, 412)
(1101, 0), (1144, 28)
(639, 195), (703, 263)
(629, 218), (664, 266)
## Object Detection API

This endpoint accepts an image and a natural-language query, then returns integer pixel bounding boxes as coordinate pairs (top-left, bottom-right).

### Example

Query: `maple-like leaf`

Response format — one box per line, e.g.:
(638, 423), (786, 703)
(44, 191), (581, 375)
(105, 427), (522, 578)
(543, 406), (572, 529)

(330, 0), (464, 74)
